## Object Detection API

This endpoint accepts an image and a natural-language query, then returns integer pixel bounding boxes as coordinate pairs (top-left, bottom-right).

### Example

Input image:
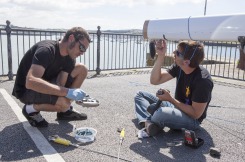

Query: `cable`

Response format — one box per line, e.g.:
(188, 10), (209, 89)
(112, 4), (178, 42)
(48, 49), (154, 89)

(208, 116), (245, 126)
(209, 105), (244, 110)
(206, 119), (245, 141)
(187, 16), (194, 41)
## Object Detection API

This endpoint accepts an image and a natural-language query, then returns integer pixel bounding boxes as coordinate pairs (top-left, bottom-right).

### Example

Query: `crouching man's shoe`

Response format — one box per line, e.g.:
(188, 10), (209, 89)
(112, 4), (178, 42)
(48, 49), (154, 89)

(22, 105), (49, 127)
(57, 106), (87, 121)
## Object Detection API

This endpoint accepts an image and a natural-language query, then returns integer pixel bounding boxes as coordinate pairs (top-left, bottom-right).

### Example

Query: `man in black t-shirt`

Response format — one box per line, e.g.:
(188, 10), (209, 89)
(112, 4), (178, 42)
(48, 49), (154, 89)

(12, 27), (93, 127)
(134, 40), (213, 136)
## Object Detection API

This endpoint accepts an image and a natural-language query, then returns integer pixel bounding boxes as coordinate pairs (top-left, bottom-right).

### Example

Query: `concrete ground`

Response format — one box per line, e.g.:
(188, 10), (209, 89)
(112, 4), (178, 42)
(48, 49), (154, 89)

(0, 69), (244, 162)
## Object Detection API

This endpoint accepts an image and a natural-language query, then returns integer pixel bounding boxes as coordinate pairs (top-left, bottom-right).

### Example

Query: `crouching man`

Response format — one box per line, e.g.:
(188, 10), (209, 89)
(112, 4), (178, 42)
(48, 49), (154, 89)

(12, 27), (93, 127)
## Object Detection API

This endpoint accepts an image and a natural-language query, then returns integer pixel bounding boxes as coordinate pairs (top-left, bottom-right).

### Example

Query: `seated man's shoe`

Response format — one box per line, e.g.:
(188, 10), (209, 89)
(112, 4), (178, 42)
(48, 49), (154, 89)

(138, 121), (146, 129)
(22, 105), (48, 127)
(76, 95), (99, 107)
(57, 106), (87, 120)
(145, 120), (161, 136)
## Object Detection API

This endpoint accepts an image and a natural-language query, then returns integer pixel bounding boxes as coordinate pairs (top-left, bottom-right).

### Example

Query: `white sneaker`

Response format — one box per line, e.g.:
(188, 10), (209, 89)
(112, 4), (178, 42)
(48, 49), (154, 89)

(76, 95), (99, 107)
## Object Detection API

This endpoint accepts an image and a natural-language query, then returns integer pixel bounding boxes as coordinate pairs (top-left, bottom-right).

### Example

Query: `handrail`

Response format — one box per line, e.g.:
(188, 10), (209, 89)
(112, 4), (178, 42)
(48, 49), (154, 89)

(0, 20), (244, 81)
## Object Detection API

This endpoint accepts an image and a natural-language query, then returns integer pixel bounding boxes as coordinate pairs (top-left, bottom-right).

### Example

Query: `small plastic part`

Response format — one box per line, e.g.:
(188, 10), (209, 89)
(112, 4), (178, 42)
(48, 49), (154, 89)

(117, 128), (122, 133)
(210, 147), (221, 157)
(166, 140), (183, 147)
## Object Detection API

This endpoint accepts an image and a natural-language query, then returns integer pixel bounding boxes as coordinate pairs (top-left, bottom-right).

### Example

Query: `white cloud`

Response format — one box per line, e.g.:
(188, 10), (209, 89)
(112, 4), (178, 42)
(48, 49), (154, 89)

(0, 0), (243, 30)
(0, 0), (206, 11)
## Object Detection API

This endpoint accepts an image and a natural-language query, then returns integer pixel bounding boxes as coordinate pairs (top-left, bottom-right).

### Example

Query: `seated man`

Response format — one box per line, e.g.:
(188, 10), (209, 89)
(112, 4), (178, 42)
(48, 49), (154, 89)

(134, 40), (213, 136)
(12, 27), (94, 127)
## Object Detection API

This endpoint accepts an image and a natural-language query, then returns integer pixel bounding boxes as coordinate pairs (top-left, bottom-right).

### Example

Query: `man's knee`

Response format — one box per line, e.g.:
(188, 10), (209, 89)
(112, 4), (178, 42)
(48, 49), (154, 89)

(152, 107), (172, 122)
(74, 63), (88, 77)
(65, 63), (88, 88)
(134, 91), (145, 101)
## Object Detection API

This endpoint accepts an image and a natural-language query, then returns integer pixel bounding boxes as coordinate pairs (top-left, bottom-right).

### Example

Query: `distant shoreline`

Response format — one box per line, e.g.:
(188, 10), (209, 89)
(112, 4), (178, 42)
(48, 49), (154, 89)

(204, 42), (238, 47)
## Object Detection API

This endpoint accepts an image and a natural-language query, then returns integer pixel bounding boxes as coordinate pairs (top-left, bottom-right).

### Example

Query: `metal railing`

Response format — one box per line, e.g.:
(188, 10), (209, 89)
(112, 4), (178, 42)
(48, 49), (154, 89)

(0, 20), (244, 81)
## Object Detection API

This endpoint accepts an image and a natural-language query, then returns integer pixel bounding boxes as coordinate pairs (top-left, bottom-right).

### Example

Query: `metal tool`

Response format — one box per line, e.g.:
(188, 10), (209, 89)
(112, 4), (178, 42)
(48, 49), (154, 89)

(147, 89), (169, 115)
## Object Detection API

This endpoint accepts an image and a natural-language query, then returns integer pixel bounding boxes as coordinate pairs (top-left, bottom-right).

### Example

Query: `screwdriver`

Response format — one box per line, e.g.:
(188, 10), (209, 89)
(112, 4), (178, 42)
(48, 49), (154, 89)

(119, 128), (125, 145)
(117, 128), (125, 162)
(48, 135), (79, 147)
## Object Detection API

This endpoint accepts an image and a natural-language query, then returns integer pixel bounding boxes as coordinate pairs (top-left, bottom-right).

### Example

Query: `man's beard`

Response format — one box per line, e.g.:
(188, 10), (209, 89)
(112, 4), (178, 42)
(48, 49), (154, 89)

(68, 41), (76, 59)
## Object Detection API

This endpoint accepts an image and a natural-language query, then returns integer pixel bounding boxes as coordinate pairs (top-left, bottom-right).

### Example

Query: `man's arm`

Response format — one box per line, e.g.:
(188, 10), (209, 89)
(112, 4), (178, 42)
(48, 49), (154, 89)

(157, 89), (207, 119)
(150, 40), (173, 85)
(26, 64), (68, 97)
(170, 98), (207, 119)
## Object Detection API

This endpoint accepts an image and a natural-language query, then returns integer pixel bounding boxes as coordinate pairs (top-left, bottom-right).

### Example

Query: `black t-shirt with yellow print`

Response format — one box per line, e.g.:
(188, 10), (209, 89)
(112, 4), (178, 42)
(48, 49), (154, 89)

(167, 63), (213, 122)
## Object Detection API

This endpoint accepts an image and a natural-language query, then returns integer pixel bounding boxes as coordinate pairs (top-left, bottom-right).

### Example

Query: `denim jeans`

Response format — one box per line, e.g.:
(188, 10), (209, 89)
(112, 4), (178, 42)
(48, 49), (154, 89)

(134, 91), (200, 130)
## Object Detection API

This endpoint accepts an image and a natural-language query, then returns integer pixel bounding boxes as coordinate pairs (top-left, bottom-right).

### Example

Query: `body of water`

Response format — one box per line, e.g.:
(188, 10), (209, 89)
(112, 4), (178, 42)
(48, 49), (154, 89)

(0, 34), (241, 75)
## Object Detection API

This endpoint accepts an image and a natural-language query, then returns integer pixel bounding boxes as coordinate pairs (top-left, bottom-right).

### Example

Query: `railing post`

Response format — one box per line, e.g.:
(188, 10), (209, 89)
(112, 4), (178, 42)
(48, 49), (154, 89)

(96, 26), (101, 75)
(5, 20), (13, 80)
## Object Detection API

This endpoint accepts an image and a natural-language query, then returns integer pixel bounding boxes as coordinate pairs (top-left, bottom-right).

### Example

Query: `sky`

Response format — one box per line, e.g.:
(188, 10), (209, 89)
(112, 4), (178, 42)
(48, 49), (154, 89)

(0, 0), (244, 30)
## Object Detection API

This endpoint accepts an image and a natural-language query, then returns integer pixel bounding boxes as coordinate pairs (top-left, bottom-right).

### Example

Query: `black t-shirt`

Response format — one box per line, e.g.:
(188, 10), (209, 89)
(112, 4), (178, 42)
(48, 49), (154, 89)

(167, 63), (213, 122)
(12, 40), (75, 99)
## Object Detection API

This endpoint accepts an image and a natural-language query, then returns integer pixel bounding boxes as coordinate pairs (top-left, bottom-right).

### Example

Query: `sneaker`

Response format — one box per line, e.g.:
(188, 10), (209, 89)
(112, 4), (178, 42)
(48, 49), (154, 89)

(57, 106), (87, 120)
(138, 121), (146, 129)
(145, 120), (161, 136)
(22, 105), (48, 127)
(76, 95), (99, 107)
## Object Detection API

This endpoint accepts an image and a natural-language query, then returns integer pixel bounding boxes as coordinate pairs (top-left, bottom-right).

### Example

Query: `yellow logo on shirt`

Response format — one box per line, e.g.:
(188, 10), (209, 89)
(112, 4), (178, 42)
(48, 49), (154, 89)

(186, 86), (190, 97)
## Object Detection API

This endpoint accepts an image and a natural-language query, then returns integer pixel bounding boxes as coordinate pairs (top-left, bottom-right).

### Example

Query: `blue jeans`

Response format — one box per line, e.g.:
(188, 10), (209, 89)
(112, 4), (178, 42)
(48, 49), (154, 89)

(134, 91), (200, 130)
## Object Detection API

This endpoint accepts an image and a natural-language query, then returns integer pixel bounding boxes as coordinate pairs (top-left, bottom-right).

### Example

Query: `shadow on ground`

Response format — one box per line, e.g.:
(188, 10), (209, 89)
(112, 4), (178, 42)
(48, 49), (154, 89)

(0, 121), (76, 161)
(130, 119), (214, 162)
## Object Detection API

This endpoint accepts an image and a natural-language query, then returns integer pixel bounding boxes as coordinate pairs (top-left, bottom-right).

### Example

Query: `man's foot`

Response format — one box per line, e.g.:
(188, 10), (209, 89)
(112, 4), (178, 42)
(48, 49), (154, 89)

(145, 120), (161, 136)
(22, 105), (48, 127)
(76, 95), (99, 107)
(57, 106), (87, 120)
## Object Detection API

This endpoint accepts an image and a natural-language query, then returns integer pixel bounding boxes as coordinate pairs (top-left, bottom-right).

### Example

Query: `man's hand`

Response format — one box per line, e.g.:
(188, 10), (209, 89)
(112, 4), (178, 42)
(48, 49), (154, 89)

(155, 39), (167, 58)
(156, 89), (172, 101)
(66, 89), (86, 101)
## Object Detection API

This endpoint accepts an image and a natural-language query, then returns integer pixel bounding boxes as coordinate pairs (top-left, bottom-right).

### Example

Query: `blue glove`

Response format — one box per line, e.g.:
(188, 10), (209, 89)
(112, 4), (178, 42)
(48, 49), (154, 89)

(66, 89), (86, 101)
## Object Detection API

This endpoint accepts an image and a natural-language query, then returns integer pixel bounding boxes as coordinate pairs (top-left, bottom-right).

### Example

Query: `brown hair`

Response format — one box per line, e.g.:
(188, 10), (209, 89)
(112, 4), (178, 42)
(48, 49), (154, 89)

(178, 41), (204, 68)
(63, 27), (92, 43)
